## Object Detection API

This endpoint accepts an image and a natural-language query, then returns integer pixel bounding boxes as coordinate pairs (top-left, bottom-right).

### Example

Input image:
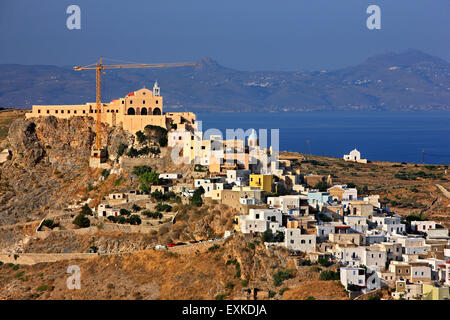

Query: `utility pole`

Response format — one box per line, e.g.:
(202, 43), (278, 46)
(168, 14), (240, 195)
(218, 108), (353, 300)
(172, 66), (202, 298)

(306, 140), (311, 155)
(422, 149), (424, 164)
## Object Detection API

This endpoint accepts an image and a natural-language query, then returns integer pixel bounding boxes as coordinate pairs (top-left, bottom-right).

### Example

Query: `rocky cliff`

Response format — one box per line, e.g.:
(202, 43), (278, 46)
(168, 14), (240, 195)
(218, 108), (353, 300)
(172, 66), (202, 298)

(0, 116), (133, 226)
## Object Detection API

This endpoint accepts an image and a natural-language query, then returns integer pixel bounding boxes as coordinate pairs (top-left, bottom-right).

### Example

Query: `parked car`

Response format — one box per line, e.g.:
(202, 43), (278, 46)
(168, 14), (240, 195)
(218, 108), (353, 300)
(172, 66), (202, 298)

(168, 243), (176, 248)
(176, 242), (187, 246)
(155, 245), (167, 250)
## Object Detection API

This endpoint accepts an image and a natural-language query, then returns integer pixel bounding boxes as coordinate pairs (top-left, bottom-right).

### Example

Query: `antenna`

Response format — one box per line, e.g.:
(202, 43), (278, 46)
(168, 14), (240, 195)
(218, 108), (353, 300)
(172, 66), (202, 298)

(422, 149), (424, 164)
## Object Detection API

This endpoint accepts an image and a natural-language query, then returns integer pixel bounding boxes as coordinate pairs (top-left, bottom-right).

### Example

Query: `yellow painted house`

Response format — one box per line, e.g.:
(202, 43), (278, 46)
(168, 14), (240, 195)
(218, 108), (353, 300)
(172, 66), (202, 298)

(249, 174), (273, 193)
(422, 283), (450, 300)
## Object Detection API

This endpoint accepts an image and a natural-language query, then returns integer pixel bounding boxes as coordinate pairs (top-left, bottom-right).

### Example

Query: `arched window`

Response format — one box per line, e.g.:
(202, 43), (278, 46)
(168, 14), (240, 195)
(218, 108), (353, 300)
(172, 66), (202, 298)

(153, 107), (161, 115)
(141, 107), (148, 115)
(127, 107), (135, 115)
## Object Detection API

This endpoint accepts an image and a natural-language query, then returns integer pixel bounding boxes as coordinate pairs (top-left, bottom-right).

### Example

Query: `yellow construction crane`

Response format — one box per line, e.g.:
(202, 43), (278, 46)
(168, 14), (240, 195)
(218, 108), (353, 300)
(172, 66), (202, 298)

(74, 57), (197, 150)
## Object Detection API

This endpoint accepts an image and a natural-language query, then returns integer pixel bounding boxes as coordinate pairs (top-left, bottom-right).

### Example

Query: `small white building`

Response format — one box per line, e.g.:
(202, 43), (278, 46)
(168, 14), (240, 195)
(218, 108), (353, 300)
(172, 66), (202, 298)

(97, 204), (120, 218)
(344, 216), (368, 233)
(340, 267), (366, 289)
(159, 173), (181, 180)
(236, 208), (283, 234)
(226, 169), (250, 184)
(194, 177), (225, 198)
(411, 221), (436, 232)
(267, 194), (309, 216)
(284, 228), (316, 252)
(168, 130), (192, 148)
(343, 148), (367, 164)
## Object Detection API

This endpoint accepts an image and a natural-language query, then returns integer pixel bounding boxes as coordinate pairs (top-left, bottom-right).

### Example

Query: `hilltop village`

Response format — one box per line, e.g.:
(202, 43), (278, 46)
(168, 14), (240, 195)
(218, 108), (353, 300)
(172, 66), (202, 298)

(0, 84), (449, 300)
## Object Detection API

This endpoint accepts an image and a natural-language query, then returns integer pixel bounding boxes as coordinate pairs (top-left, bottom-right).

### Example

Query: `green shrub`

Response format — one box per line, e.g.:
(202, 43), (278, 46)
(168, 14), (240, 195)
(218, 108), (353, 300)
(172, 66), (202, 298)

(15, 270), (25, 278)
(319, 270), (340, 280)
(132, 165), (152, 176)
(241, 280), (249, 287)
(136, 130), (146, 144)
(261, 229), (284, 242)
(318, 257), (332, 267)
(279, 287), (289, 296)
(155, 203), (172, 212)
(126, 147), (139, 158)
(101, 169), (110, 179)
(142, 210), (163, 219)
(208, 244), (220, 252)
(273, 270), (293, 286)
(73, 213), (90, 228)
(128, 214), (142, 225)
(215, 294), (226, 300)
(120, 208), (131, 216)
(117, 143), (127, 157)
(42, 219), (58, 229)
(226, 282), (234, 290)
(268, 290), (276, 298)
(139, 171), (160, 192)
(318, 213), (331, 222)
(132, 204), (142, 212)
(37, 285), (48, 292)
(306, 296), (315, 300)
(190, 187), (205, 207)
(81, 204), (93, 216)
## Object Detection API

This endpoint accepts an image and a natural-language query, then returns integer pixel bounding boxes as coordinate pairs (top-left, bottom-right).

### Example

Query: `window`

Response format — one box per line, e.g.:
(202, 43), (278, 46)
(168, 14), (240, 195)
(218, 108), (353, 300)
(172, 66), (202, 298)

(290, 240), (294, 244)
(143, 100), (145, 104)
(156, 100), (159, 104)
(68, 110), (70, 114)
(130, 100), (133, 104)
(255, 214), (259, 219)
(38, 109), (41, 113)
(47, 110), (49, 114)
(55, 110), (58, 114)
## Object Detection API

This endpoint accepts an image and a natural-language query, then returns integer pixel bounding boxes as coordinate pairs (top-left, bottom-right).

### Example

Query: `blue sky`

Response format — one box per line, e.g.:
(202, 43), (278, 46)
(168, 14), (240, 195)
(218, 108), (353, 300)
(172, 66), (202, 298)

(0, 0), (448, 70)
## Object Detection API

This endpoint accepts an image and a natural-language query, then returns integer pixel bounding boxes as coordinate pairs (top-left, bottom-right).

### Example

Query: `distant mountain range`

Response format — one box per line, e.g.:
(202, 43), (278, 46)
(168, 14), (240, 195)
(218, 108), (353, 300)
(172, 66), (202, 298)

(0, 49), (449, 112)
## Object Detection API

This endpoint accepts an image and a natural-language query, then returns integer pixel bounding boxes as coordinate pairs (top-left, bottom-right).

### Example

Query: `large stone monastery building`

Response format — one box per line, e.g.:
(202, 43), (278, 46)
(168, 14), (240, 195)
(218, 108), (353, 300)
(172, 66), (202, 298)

(25, 82), (196, 133)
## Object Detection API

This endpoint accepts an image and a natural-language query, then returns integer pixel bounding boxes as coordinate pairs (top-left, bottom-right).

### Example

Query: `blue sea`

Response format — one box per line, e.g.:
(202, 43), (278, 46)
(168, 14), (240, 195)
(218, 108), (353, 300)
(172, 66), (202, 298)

(195, 111), (450, 165)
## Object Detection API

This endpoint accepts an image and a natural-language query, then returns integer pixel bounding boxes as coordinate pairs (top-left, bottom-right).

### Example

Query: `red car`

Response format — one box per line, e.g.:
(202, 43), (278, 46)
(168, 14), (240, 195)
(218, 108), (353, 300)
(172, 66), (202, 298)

(167, 243), (176, 248)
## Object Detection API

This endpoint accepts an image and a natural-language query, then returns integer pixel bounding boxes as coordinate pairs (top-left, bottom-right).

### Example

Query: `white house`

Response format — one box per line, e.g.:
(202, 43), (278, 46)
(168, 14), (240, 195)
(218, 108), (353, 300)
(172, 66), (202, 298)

(226, 169), (250, 184)
(97, 204), (120, 218)
(340, 267), (366, 289)
(267, 195), (309, 216)
(194, 177), (225, 198)
(284, 228), (316, 252)
(236, 208), (283, 234)
(362, 247), (387, 271)
(344, 216), (368, 233)
(411, 221), (436, 233)
(343, 148), (367, 163)
(393, 235), (429, 255)
(168, 130), (192, 148)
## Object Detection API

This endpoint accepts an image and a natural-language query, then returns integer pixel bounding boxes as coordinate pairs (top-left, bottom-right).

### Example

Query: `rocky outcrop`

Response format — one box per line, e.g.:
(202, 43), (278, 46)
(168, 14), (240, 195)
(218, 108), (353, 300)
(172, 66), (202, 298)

(0, 116), (133, 226)
(7, 120), (45, 167)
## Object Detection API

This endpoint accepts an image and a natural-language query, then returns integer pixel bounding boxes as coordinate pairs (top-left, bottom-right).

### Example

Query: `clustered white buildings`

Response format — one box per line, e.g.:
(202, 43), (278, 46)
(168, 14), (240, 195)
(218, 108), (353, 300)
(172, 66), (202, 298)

(98, 127), (449, 300)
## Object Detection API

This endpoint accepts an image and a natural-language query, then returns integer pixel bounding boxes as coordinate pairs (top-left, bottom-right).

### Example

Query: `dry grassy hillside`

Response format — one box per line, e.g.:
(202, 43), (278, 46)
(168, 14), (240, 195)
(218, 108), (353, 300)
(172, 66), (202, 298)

(0, 236), (348, 300)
